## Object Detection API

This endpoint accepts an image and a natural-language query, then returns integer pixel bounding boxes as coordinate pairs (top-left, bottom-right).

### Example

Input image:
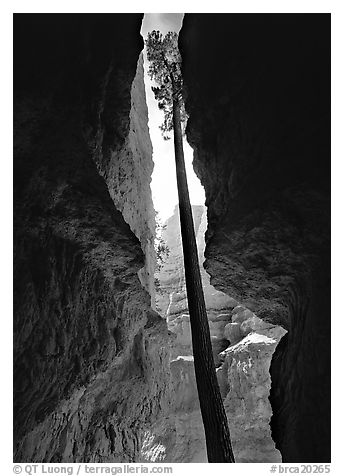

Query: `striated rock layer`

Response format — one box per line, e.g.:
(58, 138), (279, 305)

(14, 14), (169, 462)
(143, 205), (284, 462)
(180, 14), (330, 462)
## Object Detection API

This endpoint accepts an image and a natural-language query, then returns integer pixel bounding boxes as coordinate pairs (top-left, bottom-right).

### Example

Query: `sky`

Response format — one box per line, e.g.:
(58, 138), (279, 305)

(141, 13), (205, 222)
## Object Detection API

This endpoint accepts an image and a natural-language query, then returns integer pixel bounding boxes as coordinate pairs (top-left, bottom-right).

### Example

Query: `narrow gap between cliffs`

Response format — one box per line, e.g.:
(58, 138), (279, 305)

(138, 13), (286, 464)
(140, 13), (206, 312)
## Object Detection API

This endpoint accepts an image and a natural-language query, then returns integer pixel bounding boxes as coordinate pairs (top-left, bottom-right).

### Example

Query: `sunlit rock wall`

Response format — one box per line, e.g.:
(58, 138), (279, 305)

(13, 14), (170, 462)
(180, 14), (330, 462)
(218, 308), (286, 462)
(95, 54), (156, 305)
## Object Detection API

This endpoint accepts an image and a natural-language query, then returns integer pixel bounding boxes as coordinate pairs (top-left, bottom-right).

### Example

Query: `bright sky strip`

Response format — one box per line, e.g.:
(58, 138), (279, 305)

(141, 13), (205, 222)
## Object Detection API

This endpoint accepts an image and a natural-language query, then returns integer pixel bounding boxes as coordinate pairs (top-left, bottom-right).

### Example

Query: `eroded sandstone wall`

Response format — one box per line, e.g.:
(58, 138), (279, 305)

(95, 54), (156, 305)
(179, 14), (330, 462)
(14, 14), (169, 462)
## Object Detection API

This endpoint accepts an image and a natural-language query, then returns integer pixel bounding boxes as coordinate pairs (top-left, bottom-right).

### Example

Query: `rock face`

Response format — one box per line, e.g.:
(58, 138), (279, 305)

(13, 14), (169, 462)
(156, 205), (236, 362)
(180, 14), (330, 462)
(97, 54), (156, 306)
(218, 309), (286, 463)
(144, 205), (284, 462)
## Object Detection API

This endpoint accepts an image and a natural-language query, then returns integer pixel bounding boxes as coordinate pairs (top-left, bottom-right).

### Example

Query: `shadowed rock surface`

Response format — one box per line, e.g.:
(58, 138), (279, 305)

(14, 14), (170, 462)
(180, 14), (330, 462)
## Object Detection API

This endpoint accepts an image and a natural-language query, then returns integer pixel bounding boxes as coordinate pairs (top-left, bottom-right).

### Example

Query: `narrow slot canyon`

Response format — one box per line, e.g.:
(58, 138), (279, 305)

(13, 13), (330, 464)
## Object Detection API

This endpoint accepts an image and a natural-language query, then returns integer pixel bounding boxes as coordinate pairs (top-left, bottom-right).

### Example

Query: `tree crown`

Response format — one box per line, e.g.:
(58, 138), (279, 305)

(145, 30), (186, 139)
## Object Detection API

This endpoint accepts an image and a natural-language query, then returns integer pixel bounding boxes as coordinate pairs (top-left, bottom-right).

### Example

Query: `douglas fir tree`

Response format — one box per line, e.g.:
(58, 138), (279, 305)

(146, 30), (235, 463)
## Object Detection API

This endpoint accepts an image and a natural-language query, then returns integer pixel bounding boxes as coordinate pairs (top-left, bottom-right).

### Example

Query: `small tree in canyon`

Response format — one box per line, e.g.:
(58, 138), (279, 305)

(146, 30), (235, 463)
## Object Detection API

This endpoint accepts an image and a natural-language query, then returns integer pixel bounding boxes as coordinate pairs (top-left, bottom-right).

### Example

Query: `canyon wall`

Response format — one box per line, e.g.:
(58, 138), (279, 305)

(96, 54), (156, 305)
(143, 205), (285, 462)
(13, 14), (170, 462)
(180, 14), (330, 462)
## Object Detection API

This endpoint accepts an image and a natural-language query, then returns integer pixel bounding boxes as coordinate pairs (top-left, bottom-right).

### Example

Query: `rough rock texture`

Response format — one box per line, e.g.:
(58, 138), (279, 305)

(97, 54), (156, 305)
(218, 308), (286, 463)
(140, 356), (206, 463)
(14, 14), (169, 462)
(156, 205), (236, 362)
(143, 205), (284, 462)
(180, 14), (330, 462)
(157, 205), (237, 358)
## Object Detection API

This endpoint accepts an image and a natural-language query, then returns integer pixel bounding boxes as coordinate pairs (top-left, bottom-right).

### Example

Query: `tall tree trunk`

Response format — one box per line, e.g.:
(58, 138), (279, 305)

(172, 96), (235, 463)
